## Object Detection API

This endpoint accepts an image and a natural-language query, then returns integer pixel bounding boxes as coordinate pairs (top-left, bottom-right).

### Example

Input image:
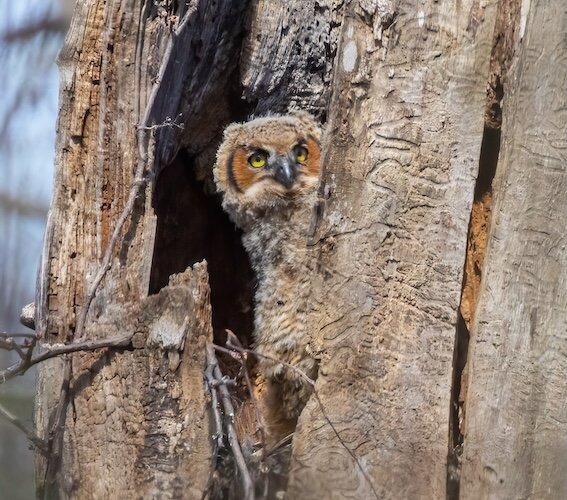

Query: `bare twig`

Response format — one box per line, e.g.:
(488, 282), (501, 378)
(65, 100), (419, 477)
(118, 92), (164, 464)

(0, 333), (132, 383)
(1, 16), (67, 43)
(204, 363), (225, 450)
(0, 332), (36, 359)
(308, 389), (380, 499)
(0, 402), (47, 453)
(43, 358), (72, 498)
(206, 344), (255, 500)
(0, 335), (38, 383)
(226, 331), (267, 460)
(0, 338), (27, 359)
(202, 360), (224, 500)
(218, 337), (380, 500)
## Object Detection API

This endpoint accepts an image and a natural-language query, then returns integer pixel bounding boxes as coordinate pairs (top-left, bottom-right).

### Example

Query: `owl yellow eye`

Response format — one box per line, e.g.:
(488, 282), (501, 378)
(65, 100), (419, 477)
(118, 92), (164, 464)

(248, 151), (267, 168)
(294, 145), (308, 163)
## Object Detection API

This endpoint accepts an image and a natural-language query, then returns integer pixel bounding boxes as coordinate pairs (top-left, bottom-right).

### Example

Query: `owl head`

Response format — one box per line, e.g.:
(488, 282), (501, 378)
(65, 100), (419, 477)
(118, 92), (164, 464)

(214, 111), (322, 222)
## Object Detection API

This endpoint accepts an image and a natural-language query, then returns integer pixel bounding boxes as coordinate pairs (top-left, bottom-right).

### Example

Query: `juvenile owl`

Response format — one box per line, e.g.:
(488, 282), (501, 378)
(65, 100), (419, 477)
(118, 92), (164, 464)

(214, 111), (322, 442)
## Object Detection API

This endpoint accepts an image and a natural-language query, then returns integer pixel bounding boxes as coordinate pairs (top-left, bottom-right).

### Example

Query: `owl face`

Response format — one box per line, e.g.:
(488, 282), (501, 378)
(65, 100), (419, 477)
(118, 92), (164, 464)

(215, 112), (322, 209)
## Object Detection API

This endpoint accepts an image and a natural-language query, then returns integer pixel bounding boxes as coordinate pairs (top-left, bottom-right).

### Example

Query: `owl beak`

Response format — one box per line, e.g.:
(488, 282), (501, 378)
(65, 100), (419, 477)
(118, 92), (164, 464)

(273, 156), (296, 189)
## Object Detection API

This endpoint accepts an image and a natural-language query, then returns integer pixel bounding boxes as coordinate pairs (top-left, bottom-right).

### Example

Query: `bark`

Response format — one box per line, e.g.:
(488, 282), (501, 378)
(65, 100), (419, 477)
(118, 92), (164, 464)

(34, 2), (220, 498)
(460, 1), (567, 497)
(36, 260), (213, 499)
(288, 2), (497, 498)
(34, 0), (565, 499)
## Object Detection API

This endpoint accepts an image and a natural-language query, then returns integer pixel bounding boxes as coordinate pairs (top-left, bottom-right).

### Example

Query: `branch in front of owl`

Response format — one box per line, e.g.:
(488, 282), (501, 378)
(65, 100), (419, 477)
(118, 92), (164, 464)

(215, 335), (381, 500)
(205, 343), (255, 500)
(224, 330), (268, 458)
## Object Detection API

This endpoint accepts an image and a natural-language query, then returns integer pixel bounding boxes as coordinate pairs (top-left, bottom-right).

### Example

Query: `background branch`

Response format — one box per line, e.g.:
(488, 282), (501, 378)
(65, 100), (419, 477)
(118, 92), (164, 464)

(0, 333), (133, 383)
(0, 402), (47, 453)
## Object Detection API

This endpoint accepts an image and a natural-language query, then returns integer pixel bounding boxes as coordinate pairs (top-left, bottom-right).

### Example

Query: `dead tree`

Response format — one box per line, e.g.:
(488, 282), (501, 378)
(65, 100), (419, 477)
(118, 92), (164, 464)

(27, 1), (566, 498)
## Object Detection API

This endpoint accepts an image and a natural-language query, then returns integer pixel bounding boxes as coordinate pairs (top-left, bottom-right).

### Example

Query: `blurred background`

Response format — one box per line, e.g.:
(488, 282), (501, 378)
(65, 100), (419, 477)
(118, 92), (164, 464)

(0, 0), (70, 497)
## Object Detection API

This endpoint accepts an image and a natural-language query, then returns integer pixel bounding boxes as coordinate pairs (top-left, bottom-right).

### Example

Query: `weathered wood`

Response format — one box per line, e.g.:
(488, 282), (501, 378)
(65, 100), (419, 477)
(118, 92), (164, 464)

(64, 264), (211, 499)
(281, 2), (497, 498)
(460, 1), (567, 498)
(240, 0), (343, 118)
(34, 0), (565, 497)
(36, 262), (213, 499)
(34, 2), (218, 497)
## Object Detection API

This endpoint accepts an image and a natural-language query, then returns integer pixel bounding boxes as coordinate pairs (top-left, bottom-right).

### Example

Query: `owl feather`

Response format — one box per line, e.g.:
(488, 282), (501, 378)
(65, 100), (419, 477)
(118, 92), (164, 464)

(214, 111), (322, 443)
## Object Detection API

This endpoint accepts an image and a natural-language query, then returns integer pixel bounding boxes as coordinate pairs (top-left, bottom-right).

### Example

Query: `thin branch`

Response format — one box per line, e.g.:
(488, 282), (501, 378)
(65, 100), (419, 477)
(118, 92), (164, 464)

(204, 362), (225, 450)
(43, 358), (72, 498)
(202, 360), (224, 500)
(216, 344), (316, 387)
(226, 331), (267, 460)
(218, 337), (381, 500)
(0, 338), (27, 359)
(206, 344), (255, 500)
(0, 402), (47, 453)
(0, 336), (38, 383)
(0, 334), (132, 383)
(308, 388), (380, 500)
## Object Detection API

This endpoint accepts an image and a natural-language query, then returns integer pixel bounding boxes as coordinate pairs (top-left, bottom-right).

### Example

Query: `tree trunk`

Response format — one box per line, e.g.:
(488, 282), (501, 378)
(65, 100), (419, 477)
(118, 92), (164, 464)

(288, 2), (496, 497)
(34, 0), (566, 499)
(460, 1), (567, 497)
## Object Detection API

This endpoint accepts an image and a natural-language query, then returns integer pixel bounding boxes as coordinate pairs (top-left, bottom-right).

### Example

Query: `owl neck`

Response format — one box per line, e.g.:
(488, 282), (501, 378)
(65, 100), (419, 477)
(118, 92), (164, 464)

(237, 194), (317, 274)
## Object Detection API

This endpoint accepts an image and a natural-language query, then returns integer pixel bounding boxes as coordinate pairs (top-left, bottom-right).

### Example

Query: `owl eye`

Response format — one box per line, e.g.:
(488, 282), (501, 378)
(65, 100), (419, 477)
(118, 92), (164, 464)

(248, 151), (267, 168)
(294, 145), (308, 163)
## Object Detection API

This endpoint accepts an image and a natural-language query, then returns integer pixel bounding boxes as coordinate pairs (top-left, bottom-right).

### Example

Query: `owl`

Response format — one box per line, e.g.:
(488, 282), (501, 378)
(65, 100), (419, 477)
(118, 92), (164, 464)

(214, 111), (322, 443)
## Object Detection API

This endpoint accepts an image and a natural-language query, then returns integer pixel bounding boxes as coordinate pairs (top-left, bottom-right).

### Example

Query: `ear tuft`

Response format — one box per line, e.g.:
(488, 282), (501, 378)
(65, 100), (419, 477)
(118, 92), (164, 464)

(290, 110), (322, 142)
(223, 122), (243, 140)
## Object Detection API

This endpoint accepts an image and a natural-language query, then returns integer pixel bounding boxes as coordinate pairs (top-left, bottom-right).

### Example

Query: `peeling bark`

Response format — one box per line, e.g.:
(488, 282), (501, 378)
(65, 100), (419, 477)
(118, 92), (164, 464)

(35, 2), (216, 497)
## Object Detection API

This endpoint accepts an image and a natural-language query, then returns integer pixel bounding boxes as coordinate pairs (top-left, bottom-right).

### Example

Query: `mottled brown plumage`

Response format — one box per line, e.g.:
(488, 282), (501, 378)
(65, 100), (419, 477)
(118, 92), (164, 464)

(214, 111), (322, 443)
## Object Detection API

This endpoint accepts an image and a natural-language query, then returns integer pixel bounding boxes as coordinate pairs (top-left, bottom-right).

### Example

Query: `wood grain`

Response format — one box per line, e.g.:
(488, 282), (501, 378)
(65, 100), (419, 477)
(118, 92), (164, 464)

(280, 1), (498, 497)
(460, 1), (567, 497)
(34, 2), (215, 497)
